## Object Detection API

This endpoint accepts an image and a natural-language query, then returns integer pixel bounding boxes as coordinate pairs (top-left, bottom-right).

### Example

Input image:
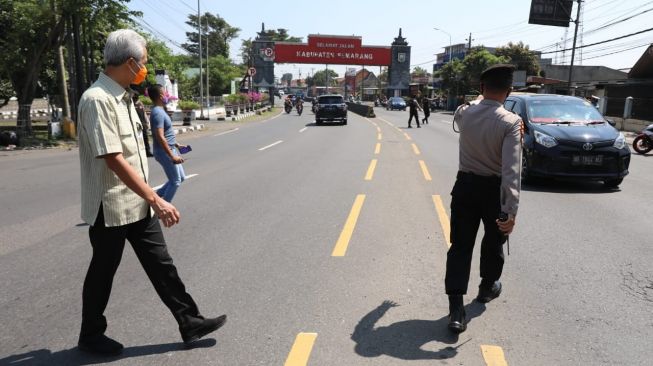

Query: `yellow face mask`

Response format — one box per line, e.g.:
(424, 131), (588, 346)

(129, 59), (148, 85)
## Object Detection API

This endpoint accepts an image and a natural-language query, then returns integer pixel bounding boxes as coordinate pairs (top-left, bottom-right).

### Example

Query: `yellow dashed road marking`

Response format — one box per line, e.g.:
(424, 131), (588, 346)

(365, 159), (378, 181)
(374, 143), (381, 155)
(432, 195), (451, 248)
(412, 143), (421, 155)
(332, 194), (366, 257)
(418, 160), (432, 181)
(285, 333), (318, 366)
(481, 345), (509, 366)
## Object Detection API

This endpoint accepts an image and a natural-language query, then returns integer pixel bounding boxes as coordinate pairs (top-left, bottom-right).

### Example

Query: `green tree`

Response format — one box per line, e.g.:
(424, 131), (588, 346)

(281, 73), (293, 87)
(183, 12), (240, 58)
(462, 47), (508, 86)
(412, 66), (429, 77)
(495, 41), (541, 76)
(0, 0), (134, 133)
(0, 79), (14, 109)
(207, 55), (245, 96)
(436, 59), (468, 96)
(309, 69), (338, 87)
(240, 28), (302, 65)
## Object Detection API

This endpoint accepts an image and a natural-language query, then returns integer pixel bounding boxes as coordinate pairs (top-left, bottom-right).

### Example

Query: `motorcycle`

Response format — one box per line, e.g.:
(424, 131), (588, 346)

(296, 102), (304, 116)
(312, 100), (318, 114)
(284, 100), (292, 114)
(632, 123), (653, 154)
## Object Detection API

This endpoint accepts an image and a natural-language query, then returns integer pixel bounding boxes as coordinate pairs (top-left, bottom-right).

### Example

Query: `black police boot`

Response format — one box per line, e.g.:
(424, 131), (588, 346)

(447, 295), (467, 334)
(181, 315), (227, 345)
(78, 334), (124, 356)
(476, 280), (502, 303)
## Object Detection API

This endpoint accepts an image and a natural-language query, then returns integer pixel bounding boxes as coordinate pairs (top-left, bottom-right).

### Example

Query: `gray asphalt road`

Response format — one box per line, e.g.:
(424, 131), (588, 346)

(1, 106), (652, 366)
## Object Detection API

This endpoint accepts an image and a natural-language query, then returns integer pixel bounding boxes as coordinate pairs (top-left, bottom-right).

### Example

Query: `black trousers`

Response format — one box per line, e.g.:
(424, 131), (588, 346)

(408, 110), (420, 126)
(80, 207), (201, 339)
(445, 172), (506, 295)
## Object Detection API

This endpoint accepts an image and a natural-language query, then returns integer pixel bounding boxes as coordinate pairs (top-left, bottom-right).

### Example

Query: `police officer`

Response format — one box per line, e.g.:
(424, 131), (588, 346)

(407, 93), (422, 128)
(445, 64), (522, 334)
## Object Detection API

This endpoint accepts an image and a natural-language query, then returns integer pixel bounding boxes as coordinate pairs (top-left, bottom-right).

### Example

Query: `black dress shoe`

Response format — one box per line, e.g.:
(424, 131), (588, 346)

(78, 334), (123, 356)
(448, 306), (467, 334)
(476, 281), (502, 303)
(181, 315), (227, 345)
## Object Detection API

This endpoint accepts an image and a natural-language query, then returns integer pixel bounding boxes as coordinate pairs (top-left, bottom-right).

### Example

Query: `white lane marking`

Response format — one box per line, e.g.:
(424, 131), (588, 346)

(299, 127), (308, 133)
(214, 128), (239, 137)
(152, 173), (199, 190)
(258, 140), (284, 151)
(261, 111), (284, 123)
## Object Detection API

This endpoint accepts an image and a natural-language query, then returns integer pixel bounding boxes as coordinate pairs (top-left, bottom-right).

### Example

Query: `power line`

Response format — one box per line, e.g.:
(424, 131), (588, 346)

(177, 0), (196, 12)
(582, 43), (650, 61)
(536, 0), (653, 51)
(138, 0), (191, 34)
(133, 17), (187, 53)
(540, 27), (653, 55)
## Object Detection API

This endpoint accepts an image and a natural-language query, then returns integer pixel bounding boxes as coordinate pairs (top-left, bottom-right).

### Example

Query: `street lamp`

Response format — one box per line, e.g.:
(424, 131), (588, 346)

(434, 28), (452, 64)
(434, 27), (453, 111)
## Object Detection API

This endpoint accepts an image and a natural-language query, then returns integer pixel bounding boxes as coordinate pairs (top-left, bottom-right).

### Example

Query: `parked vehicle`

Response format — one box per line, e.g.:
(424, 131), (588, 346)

(505, 94), (630, 188)
(387, 97), (407, 111)
(311, 99), (318, 114)
(632, 123), (653, 154)
(315, 94), (347, 125)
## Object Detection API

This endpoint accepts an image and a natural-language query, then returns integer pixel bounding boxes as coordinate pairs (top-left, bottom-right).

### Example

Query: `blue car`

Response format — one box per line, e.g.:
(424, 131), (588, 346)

(386, 97), (406, 111)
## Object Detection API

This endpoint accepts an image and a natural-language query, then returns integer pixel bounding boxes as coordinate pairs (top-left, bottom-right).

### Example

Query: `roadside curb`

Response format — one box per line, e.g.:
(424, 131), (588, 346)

(173, 124), (205, 135)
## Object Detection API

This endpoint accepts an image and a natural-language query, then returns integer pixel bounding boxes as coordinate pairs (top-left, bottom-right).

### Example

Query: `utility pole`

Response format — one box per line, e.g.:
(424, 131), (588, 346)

(53, 1), (70, 119)
(567, 0), (582, 95)
(205, 16), (210, 119)
(466, 33), (474, 50)
(197, 0), (205, 119)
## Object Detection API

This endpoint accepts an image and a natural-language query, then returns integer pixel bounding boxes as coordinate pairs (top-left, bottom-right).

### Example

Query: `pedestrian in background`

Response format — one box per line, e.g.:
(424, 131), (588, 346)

(149, 84), (189, 203)
(407, 94), (422, 128)
(444, 64), (522, 334)
(77, 29), (225, 356)
(131, 90), (154, 157)
(422, 95), (431, 125)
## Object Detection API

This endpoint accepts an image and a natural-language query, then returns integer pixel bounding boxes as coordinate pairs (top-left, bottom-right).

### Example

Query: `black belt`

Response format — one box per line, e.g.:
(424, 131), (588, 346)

(457, 171), (501, 185)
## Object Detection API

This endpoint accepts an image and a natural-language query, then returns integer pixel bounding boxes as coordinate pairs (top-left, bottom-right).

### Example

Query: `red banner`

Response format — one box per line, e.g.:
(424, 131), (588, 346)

(274, 35), (392, 66)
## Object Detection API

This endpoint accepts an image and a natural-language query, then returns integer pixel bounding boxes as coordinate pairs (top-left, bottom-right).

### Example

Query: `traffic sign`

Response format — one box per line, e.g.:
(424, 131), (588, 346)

(248, 67), (257, 76)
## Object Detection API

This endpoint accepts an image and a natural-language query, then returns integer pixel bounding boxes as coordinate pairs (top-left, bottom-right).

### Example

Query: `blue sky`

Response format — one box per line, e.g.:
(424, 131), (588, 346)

(129, 0), (653, 79)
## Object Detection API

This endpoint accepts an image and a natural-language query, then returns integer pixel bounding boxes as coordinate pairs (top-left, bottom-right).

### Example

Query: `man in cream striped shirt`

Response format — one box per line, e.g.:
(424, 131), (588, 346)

(77, 29), (225, 356)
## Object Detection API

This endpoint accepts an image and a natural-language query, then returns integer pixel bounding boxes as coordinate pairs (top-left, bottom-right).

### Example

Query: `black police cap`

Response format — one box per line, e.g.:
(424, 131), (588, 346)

(480, 63), (516, 81)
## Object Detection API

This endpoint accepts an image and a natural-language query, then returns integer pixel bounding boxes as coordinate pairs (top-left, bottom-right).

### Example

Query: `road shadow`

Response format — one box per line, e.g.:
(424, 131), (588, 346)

(351, 300), (485, 361)
(522, 179), (621, 194)
(305, 122), (345, 127)
(0, 339), (216, 366)
(75, 223), (89, 227)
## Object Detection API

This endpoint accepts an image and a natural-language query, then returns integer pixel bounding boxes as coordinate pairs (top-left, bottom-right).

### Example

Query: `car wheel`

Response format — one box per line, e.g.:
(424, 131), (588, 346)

(603, 178), (623, 188)
(343, 119), (348, 125)
(316, 119), (322, 125)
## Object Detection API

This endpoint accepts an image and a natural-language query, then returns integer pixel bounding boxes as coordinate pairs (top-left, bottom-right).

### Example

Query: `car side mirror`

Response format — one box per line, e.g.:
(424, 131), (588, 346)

(606, 119), (616, 127)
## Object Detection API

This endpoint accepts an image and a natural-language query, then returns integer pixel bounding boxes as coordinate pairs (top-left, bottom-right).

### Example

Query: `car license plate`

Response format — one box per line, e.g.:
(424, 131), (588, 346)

(572, 155), (603, 166)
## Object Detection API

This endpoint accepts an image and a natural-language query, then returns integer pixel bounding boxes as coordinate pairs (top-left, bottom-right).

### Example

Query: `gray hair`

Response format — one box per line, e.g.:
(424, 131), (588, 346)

(103, 29), (147, 66)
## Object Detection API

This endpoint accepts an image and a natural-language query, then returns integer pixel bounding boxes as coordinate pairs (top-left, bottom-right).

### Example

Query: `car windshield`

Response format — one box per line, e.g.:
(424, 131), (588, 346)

(527, 99), (605, 124)
(390, 97), (404, 103)
(319, 96), (343, 104)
